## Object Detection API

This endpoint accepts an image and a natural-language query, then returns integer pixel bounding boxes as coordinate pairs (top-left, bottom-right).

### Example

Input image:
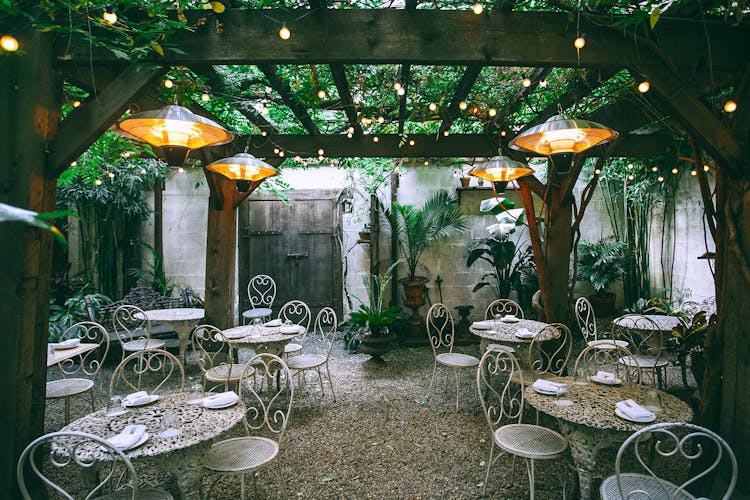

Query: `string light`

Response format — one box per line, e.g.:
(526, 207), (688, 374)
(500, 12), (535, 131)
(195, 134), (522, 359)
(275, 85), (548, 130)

(408, 139), (415, 146)
(317, 148), (325, 156)
(703, 164), (711, 172)
(0, 35), (19, 52)
(278, 151), (285, 157)
(651, 166), (658, 172)
(107, 172), (115, 178)
(201, 92), (210, 102)
(724, 100), (738, 113)
(627, 163), (633, 169)
(72, 100), (81, 108)
(102, 7), (117, 25)
(672, 167), (679, 174)
(574, 36), (586, 49)
(393, 82), (402, 91)
(70, 161), (77, 167)
(443, 130), (450, 137)
(424, 160), (429, 166)
(373, 136), (379, 143)
(140, 168), (147, 174)
(458, 101), (468, 111)
(488, 108), (497, 117)
(397, 87), (406, 96)
(429, 102), (437, 112)
(658, 175), (665, 182)
(318, 155), (324, 161)
(539, 80), (548, 88)
(317, 89), (327, 99)
(377, 116), (385, 124)
(628, 173), (635, 180)
(594, 168), (601, 175)
(163, 79), (174, 89)
(691, 169), (697, 176)
(472, 3), (484, 14)
(178, 167), (185, 173)
(261, 130), (268, 137)
(94, 179), (103, 186)
(638, 81), (650, 93)
(500, 130), (507, 137)
(279, 23), (291, 40)
(273, 148), (279, 154)
(522, 76), (532, 87)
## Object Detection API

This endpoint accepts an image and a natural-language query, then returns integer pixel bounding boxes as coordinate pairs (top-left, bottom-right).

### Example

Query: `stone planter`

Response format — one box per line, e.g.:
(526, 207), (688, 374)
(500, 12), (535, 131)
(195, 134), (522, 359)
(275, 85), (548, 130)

(459, 177), (471, 188)
(400, 277), (428, 346)
(588, 292), (617, 318)
(358, 332), (396, 359)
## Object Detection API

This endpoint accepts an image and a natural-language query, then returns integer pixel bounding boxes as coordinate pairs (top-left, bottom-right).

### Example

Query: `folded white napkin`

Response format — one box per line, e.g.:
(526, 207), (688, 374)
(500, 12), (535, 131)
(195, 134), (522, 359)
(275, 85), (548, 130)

(616, 399), (655, 422)
(221, 330), (246, 340)
(280, 325), (300, 334)
(515, 328), (535, 339)
(123, 391), (150, 406)
(107, 424), (147, 450)
(202, 390), (239, 408)
(264, 319), (282, 327)
(54, 338), (81, 349)
(595, 371), (618, 383)
(533, 379), (568, 395)
(472, 321), (492, 330)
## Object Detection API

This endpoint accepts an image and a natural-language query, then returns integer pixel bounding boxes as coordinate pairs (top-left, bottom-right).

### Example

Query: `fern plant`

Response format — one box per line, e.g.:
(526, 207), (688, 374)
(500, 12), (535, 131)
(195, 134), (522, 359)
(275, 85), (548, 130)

(577, 237), (632, 297)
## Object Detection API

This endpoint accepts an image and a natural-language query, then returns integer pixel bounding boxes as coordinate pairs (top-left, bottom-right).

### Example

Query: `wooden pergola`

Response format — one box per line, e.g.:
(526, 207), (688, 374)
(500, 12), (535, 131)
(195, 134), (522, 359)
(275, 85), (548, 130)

(1, 6), (749, 496)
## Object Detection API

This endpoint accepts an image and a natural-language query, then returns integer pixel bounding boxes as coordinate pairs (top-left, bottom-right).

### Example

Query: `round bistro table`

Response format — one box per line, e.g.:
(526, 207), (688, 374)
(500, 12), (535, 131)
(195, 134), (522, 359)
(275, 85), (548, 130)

(469, 318), (552, 368)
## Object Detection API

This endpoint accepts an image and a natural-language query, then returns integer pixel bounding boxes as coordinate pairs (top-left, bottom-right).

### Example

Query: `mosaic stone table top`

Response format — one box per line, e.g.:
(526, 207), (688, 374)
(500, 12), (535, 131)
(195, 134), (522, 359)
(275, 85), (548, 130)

(469, 318), (551, 344)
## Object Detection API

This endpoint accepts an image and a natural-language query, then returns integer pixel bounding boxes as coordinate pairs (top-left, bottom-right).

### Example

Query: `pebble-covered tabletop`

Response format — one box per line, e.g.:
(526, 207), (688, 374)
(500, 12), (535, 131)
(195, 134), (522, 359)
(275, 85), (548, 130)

(525, 377), (693, 500)
(612, 314), (683, 332)
(137, 308), (205, 361)
(62, 392), (244, 500)
(222, 324), (303, 356)
(469, 319), (553, 368)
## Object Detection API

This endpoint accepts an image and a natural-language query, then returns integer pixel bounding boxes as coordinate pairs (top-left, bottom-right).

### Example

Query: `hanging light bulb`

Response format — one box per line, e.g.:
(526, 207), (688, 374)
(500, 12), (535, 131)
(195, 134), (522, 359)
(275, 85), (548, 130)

(691, 170), (697, 176)
(94, 179), (103, 186)
(574, 36), (586, 49)
(0, 35), (19, 52)
(279, 23), (291, 40)
(408, 139), (415, 146)
(724, 100), (738, 113)
(500, 130), (507, 137)
(377, 115), (385, 124)
(672, 167), (679, 174)
(658, 175), (665, 182)
(317, 89), (327, 99)
(509, 114), (618, 155)
(163, 79), (174, 89)
(70, 161), (77, 167)
(458, 101), (468, 111)
(627, 173), (635, 180)
(522, 76), (532, 88)
(703, 164), (711, 172)
(424, 160), (430, 166)
(651, 166), (658, 172)
(638, 81), (650, 93)
(429, 102), (437, 112)
(397, 87), (406, 96)
(278, 151), (285, 157)
(627, 163), (633, 170)
(317, 148), (325, 156)
(115, 104), (233, 166)
(472, 3), (484, 14)
(207, 152), (279, 183)
(594, 168), (601, 175)
(200, 92), (211, 102)
(443, 130), (450, 137)
(72, 100), (81, 108)
(488, 108), (497, 117)
(102, 7), (117, 25)
(539, 80), (548, 88)
(393, 82), (402, 91)
(261, 130), (268, 137)
(373, 136), (379, 143)
(177, 167), (185, 173)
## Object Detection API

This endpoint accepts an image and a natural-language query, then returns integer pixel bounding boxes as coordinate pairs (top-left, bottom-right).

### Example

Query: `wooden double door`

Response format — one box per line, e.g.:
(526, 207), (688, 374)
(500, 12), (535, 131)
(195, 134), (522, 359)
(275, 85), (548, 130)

(238, 189), (343, 322)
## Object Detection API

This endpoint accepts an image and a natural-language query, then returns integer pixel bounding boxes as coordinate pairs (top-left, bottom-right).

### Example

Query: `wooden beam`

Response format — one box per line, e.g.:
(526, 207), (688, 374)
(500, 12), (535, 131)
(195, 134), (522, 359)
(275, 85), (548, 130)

(438, 64), (482, 136)
(55, 10), (750, 71)
(213, 132), (670, 158)
(192, 65), (279, 135)
(330, 64), (363, 135)
(258, 64), (320, 135)
(46, 64), (165, 176)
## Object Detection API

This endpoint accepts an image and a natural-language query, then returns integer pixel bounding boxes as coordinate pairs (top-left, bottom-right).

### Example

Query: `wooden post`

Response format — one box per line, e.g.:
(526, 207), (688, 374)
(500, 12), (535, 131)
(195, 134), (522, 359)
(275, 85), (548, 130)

(544, 184), (574, 323)
(0, 31), (60, 498)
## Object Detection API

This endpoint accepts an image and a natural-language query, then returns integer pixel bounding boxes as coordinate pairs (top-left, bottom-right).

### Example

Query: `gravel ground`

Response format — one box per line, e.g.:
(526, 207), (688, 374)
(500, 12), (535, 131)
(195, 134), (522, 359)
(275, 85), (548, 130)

(43, 322), (696, 499)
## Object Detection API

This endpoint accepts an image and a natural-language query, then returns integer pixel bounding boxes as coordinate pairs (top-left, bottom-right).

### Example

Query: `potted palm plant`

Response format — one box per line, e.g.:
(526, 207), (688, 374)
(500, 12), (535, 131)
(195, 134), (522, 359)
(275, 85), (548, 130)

(347, 262), (404, 359)
(576, 236), (632, 316)
(387, 190), (468, 345)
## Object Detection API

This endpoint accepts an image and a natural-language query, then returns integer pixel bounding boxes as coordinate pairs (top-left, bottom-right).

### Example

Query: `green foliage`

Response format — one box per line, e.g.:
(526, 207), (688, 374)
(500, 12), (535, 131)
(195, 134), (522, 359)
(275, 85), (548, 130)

(577, 237), (632, 296)
(466, 230), (535, 300)
(347, 262), (405, 337)
(387, 190), (468, 280)
(48, 285), (112, 342)
(128, 242), (176, 297)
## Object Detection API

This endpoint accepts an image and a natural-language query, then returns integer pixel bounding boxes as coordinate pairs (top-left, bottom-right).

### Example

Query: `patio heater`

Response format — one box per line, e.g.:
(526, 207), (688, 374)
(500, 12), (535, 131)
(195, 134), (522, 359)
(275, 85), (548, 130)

(468, 150), (534, 193)
(206, 152), (279, 191)
(115, 105), (234, 166)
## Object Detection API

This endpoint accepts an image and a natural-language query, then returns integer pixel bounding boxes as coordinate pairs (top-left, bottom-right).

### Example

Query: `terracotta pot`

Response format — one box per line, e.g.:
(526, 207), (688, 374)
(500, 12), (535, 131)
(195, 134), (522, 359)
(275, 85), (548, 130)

(358, 332), (396, 358)
(400, 277), (428, 309)
(588, 292), (617, 317)
(459, 177), (471, 188)
(358, 231), (370, 241)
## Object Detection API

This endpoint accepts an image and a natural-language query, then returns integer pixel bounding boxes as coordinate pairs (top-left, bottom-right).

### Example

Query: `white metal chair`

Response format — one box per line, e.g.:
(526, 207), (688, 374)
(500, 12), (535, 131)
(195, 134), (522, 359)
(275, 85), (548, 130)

(485, 298), (524, 320)
(109, 348), (185, 397)
(574, 296), (598, 343)
(202, 353), (293, 499)
(241, 274), (276, 324)
(192, 324), (250, 392)
(286, 306), (337, 402)
(476, 347), (569, 498)
(679, 300), (704, 317)
(17, 430), (173, 499)
(46, 321), (110, 425)
(511, 323), (572, 387)
(425, 303), (480, 409)
(572, 341), (641, 385)
(612, 314), (669, 388)
(112, 304), (165, 361)
(279, 300), (312, 357)
(600, 422), (738, 500)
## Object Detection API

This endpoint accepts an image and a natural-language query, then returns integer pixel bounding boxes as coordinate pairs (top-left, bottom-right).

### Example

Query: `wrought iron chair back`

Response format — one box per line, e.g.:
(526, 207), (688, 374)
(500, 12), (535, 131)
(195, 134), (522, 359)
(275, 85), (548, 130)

(312, 307), (338, 358)
(610, 422), (737, 500)
(109, 348), (185, 397)
(476, 346), (524, 429)
(612, 314), (666, 386)
(528, 323), (572, 376)
(192, 324), (237, 387)
(247, 274), (276, 310)
(484, 299), (524, 320)
(426, 303), (455, 355)
(278, 300), (312, 336)
(238, 353), (293, 442)
(574, 297), (598, 342)
(17, 430), (139, 500)
(679, 300), (704, 317)
(573, 342), (641, 384)
(56, 321), (110, 378)
(111, 304), (152, 348)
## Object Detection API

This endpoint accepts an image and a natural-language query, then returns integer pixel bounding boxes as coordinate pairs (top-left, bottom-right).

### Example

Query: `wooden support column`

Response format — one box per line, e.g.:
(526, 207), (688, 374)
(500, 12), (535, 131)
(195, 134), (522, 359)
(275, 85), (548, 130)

(0, 31), (60, 498)
(544, 183), (574, 323)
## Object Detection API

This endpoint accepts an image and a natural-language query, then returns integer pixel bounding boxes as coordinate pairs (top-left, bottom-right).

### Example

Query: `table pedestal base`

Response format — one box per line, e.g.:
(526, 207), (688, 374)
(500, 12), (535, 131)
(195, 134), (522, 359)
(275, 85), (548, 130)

(147, 440), (211, 500)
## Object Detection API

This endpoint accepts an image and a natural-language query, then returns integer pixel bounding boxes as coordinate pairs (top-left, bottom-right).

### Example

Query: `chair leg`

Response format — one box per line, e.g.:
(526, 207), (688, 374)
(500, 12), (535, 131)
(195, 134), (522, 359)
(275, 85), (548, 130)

(315, 367), (324, 395)
(325, 362), (335, 402)
(426, 360), (438, 401)
(455, 369), (461, 410)
(89, 389), (96, 413)
(483, 443), (496, 495)
(525, 458), (536, 500)
(64, 397), (71, 426)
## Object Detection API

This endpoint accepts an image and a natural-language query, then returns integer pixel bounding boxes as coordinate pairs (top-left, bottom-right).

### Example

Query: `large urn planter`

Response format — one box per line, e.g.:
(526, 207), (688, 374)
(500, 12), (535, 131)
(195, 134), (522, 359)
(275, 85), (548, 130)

(588, 292), (617, 318)
(400, 277), (428, 346)
(357, 331), (396, 360)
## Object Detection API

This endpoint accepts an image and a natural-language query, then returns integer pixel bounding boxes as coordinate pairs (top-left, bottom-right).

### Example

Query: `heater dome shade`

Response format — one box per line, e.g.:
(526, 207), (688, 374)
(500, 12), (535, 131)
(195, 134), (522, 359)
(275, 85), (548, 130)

(116, 105), (234, 150)
(509, 114), (618, 155)
(468, 155), (534, 182)
(206, 153), (279, 181)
